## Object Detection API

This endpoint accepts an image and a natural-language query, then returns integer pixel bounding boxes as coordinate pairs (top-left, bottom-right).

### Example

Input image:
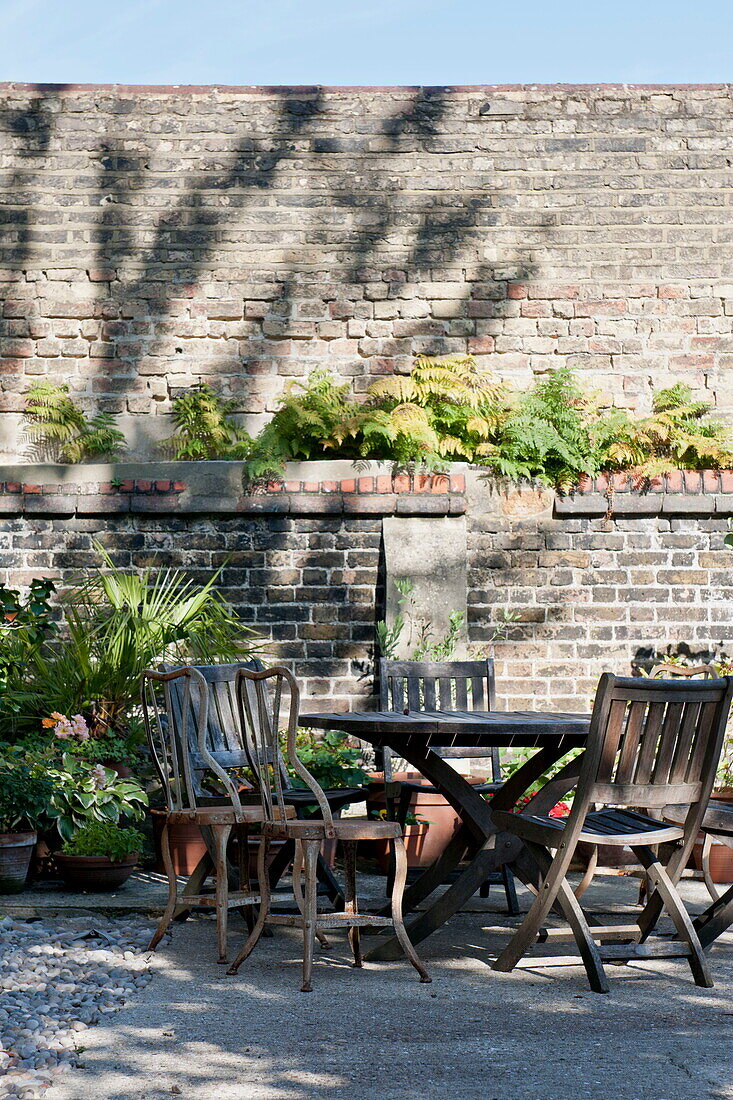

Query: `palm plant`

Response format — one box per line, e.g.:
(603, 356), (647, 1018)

(7, 546), (260, 737)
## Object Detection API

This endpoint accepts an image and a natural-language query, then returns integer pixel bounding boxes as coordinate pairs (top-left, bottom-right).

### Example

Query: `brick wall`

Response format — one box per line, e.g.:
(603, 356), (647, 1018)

(3, 461), (733, 713)
(2, 84), (733, 460)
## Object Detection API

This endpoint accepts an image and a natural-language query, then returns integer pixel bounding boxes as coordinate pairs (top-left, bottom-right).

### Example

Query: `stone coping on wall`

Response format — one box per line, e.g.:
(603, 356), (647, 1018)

(2, 462), (733, 518)
(0, 461), (467, 517)
(555, 470), (733, 516)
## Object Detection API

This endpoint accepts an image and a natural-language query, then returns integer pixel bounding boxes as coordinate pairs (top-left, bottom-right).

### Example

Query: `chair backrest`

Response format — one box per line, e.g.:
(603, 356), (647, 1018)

(379, 658), (496, 712)
(378, 658), (500, 782)
(141, 666), (244, 815)
(650, 663), (718, 680)
(163, 660), (263, 796)
(576, 674), (733, 816)
(235, 665), (336, 837)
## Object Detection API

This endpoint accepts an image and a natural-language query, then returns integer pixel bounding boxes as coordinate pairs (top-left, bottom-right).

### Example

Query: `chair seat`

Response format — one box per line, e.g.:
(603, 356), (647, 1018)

(167, 804), (295, 826)
(267, 816), (403, 841)
(664, 799), (733, 838)
(493, 806), (684, 847)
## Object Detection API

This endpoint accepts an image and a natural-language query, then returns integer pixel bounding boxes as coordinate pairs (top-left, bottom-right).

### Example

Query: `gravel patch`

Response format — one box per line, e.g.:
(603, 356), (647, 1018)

(0, 915), (155, 1100)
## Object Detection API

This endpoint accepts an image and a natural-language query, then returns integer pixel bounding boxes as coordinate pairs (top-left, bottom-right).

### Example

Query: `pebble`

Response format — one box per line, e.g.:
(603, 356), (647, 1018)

(0, 916), (157, 1098)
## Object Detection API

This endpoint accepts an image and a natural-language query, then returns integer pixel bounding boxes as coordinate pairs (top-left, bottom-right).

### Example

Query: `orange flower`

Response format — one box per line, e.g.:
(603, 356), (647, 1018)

(41, 717), (55, 728)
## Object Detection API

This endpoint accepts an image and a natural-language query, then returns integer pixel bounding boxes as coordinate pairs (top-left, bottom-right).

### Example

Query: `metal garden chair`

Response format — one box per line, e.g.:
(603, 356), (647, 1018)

(165, 660), (368, 909)
(490, 672), (733, 992)
(378, 658), (518, 913)
(226, 665), (431, 992)
(141, 666), (282, 964)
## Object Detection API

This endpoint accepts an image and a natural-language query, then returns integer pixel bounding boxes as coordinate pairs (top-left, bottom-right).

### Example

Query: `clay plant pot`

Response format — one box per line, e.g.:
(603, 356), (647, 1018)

(0, 831), (37, 893)
(151, 809), (208, 876)
(366, 773), (488, 869)
(372, 823), (430, 873)
(54, 853), (139, 892)
(692, 839), (733, 884)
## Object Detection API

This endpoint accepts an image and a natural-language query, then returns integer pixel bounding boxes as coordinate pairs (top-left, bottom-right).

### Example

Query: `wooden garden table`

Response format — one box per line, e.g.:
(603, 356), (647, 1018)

(299, 708), (591, 960)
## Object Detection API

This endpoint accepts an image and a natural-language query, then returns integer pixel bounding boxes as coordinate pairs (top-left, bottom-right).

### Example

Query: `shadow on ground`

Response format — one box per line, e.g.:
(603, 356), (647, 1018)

(48, 875), (733, 1100)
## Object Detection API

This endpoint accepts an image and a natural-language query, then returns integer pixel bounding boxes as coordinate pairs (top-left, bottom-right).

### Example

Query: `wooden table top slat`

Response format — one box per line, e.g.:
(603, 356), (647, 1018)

(299, 709), (591, 748)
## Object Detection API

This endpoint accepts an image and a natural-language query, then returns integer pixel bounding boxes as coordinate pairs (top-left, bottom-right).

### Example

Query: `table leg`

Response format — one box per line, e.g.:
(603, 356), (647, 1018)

(364, 741), (575, 959)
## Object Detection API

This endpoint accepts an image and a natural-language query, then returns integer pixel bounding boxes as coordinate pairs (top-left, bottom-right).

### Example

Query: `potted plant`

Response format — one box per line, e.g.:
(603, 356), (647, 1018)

(55, 821), (145, 891)
(0, 755), (57, 892)
(370, 810), (430, 872)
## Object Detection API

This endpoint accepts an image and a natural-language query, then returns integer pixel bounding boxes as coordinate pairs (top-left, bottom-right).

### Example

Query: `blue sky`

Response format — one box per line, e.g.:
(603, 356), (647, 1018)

(0, 0), (731, 86)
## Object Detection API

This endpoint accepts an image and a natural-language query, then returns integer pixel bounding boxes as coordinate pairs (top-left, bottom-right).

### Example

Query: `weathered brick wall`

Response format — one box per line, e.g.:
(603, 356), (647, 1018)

(2, 462), (733, 713)
(2, 83), (733, 460)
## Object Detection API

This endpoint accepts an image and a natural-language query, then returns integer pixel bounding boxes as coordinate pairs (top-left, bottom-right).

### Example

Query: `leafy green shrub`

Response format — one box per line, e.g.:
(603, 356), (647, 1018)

(0, 756), (57, 833)
(285, 729), (368, 790)
(161, 384), (253, 460)
(61, 821), (145, 861)
(6, 546), (259, 740)
(44, 753), (148, 842)
(245, 371), (365, 477)
(478, 368), (607, 491)
(0, 579), (57, 728)
(23, 383), (126, 462)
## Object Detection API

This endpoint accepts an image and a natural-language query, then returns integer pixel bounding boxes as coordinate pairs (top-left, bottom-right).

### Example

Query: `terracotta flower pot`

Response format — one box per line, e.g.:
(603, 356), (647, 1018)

(54, 853), (139, 891)
(0, 831), (37, 893)
(366, 773), (488, 868)
(151, 809), (208, 876)
(372, 823), (430, 873)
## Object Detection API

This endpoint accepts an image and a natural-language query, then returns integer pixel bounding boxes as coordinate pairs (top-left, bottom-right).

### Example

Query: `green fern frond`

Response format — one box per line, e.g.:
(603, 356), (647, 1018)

(23, 383), (126, 463)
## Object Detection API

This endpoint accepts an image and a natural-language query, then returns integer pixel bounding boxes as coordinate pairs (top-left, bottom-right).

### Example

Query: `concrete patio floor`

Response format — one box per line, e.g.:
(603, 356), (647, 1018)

(42, 874), (733, 1100)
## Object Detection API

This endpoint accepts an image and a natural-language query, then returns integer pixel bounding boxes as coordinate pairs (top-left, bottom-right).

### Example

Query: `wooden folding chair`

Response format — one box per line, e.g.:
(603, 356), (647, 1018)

(491, 673), (733, 992)
(227, 665), (431, 992)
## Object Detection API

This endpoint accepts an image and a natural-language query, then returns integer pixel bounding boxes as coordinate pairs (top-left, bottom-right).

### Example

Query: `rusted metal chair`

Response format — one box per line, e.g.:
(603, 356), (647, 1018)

(378, 658), (518, 913)
(164, 660), (368, 909)
(141, 666), (289, 964)
(491, 673), (733, 992)
(227, 665), (431, 992)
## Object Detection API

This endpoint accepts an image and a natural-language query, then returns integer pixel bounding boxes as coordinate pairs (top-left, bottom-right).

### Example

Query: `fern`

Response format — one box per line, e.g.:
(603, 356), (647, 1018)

(24, 383), (126, 463)
(159, 384), (253, 460)
(480, 368), (601, 489)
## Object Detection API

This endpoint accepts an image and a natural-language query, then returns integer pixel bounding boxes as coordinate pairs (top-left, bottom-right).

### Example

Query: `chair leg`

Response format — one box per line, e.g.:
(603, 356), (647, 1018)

(501, 864), (520, 916)
(173, 850), (213, 922)
(701, 835), (721, 902)
(227, 836), (271, 975)
(632, 844), (714, 988)
(493, 842), (576, 976)
(390, 836), (431, 983)
(149, 822), (179, 951)
(212, 824), (232, 964)
(301, 840), (320, 993)
(293, 841), (331, 951)
(526, 841), (609, 994)
(573, 845), (598, 901)
(343, 840), (362, 968)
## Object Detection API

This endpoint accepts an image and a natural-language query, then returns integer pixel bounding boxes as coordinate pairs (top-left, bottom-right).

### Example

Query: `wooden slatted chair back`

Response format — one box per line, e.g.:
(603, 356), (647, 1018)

(379, 658), (496, 712)
(235, 665), (336, 837)
(141, 666), (245, 815)
(378, 659), (500, 782)
(579, 674), (733, 813)
(164, 660), (263, 795)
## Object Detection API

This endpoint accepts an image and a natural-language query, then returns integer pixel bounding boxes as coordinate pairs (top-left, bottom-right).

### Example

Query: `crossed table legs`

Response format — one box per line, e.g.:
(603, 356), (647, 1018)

(364, 738), (580, 962)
